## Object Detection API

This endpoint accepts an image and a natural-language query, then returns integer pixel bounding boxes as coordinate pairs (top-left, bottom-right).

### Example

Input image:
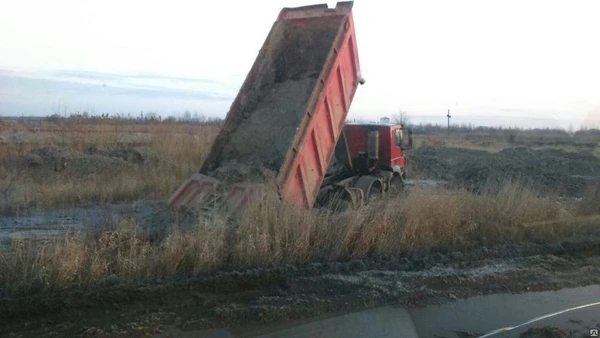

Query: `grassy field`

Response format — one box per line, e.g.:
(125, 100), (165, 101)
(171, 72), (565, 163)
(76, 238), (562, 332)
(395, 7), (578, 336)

(0, 117), (220, 213)
(1, 117), (599, 212)
(0, 116), (599, 299)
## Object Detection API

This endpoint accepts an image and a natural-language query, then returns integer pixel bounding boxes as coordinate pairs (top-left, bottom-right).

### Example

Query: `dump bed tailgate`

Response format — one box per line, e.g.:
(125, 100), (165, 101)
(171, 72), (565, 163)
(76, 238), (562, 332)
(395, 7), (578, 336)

(170, 1), (361, 211)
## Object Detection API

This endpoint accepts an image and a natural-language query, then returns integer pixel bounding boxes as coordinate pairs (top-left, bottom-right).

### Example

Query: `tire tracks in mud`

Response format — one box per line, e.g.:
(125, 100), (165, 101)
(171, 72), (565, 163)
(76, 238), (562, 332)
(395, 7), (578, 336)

(2, 236), (600, 337)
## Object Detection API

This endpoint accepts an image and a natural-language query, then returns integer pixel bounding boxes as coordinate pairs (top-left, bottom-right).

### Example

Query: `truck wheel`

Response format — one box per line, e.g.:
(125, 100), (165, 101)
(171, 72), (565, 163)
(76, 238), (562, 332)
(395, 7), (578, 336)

(354, 176), (383, 206)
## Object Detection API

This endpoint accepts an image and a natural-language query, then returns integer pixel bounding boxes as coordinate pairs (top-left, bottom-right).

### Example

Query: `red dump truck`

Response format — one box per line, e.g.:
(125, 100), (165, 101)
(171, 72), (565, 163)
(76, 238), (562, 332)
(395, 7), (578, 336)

(169, 1), (411, 212)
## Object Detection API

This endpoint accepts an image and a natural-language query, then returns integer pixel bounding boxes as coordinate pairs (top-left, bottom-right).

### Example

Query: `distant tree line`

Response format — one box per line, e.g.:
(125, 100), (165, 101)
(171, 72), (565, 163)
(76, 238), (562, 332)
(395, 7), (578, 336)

(44, 110), (223, 125)
(407, 122), (600, 136)
(384, 109), (600, 136)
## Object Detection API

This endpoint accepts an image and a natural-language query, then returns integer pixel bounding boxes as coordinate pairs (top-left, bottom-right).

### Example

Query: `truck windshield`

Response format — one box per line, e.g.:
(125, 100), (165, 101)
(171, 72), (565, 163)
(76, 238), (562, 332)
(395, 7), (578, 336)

(394, 129), (402, 147)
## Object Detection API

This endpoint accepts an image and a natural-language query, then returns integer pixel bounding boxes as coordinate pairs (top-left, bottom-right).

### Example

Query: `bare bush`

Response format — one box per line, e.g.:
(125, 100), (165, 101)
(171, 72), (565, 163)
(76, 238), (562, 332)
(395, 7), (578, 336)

(392, 110), (411, 126)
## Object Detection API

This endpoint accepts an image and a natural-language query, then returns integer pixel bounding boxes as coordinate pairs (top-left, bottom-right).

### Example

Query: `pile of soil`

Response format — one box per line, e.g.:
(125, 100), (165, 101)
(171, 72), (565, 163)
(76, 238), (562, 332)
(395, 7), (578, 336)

(19, 146), (152, 176)
(204, 18), (344, 185)
(410, 146), (600, 197)
(86, 144), (149, 164)
(215, 77), (317, 184)
(19, 147), (74, 170)
(208, 159), (277, 185)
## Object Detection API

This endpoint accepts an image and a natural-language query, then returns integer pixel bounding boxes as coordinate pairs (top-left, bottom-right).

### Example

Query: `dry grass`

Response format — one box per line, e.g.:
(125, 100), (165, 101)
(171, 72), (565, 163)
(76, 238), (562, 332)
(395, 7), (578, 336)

(1, 182), (585, 298)
(0, 217), (229, 296)
(1, 117), (597, 212)
(0, 118), (220, 213)
(1, 117), (598, 298)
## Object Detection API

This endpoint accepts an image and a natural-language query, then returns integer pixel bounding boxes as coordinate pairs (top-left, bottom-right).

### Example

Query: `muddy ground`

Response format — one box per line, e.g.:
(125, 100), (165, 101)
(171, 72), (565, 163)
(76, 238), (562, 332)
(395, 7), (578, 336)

(2, 231), (600, 337)
(409, 146), (600, 197)
(0, 201), (197, 240)
(2, 145), (600, 337)
(0, 178), (443, 241)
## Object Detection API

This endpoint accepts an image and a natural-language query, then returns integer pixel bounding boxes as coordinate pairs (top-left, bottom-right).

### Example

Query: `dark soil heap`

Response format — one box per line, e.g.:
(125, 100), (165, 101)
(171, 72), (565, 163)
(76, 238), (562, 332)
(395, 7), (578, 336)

(19, 146), (154, 177)
(204, 16), (343, 185)
(410, 146), (600, 197)
(216, 77), (317, 184)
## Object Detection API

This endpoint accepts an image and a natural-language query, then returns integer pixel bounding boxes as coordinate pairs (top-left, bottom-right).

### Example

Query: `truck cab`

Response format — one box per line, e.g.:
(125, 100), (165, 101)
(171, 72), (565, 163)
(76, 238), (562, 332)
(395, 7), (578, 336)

(320, 122), (412, 208)
(344, 123), (409, 178)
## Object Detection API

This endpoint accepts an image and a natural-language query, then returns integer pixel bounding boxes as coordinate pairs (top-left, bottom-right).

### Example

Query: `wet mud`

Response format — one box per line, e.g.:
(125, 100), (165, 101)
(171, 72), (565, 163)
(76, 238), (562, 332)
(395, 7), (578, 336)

(409, 146), (600, 197)
(2, 233), (600, 337)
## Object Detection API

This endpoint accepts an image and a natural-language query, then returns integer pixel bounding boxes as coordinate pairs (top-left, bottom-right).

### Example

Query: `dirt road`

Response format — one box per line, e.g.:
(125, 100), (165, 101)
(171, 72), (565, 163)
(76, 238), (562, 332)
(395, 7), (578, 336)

(2, 231), (600, 337)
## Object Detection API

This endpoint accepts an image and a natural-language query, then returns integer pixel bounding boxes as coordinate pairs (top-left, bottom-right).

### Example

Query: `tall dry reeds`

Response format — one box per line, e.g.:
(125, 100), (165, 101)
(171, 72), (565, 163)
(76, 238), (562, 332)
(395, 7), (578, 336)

(1, 182), (579, 298)
(0, 118), (221, 213)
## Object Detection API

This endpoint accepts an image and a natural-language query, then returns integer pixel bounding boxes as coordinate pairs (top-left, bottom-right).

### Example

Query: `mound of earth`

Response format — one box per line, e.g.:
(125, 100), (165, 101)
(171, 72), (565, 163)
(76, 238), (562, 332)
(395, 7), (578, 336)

(208, 159), (277, 185)
(19, 147), (73, 170)
(86, 144), (150, 164)
(410, 147), (600, 197)
(19, 146), (151, 177)
(213, 77), (317, 176)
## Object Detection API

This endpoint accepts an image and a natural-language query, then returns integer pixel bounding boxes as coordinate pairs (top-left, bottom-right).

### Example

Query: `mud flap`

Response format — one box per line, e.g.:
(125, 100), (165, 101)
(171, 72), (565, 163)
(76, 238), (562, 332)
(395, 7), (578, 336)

(168, 173), (265, 214)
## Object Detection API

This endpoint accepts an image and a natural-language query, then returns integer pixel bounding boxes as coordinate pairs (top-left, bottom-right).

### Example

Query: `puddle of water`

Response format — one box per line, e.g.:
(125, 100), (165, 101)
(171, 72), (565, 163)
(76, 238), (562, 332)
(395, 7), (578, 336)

(152, 285), (600, 338)
(153, 306), (419, 338)
(0, 202), (158, 240)
(410, 284), (600, 337)
(2, 229), (65, 240)
(154, 328), (234, 338)
(249, 306), (419, 338)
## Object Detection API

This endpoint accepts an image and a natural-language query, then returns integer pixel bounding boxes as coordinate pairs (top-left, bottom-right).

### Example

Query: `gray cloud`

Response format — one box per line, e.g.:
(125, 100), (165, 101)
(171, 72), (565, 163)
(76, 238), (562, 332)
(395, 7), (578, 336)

(0, 73), (234, 101)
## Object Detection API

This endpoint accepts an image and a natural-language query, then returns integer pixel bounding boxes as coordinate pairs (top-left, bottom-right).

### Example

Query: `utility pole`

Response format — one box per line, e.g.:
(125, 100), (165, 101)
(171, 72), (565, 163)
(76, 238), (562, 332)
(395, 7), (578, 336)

(446, 109), (452, 133)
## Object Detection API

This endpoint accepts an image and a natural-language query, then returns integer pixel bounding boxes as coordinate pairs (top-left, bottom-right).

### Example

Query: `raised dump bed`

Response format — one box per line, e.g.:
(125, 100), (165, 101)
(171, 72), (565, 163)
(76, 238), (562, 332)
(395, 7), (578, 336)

(169, 1), (362, 211)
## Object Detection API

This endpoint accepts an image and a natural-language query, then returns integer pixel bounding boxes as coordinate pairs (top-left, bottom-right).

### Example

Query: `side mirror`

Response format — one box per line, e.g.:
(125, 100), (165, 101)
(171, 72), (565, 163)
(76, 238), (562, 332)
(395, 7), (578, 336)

(394, 129), (405, 149)
(401, 139), (413, 150)
(400, 129), (413, 150)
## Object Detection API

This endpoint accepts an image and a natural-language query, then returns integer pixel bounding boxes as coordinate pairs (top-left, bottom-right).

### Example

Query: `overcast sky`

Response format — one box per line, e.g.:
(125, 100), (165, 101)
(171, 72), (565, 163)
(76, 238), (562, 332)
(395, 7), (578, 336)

(1, 0), (600, 127)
